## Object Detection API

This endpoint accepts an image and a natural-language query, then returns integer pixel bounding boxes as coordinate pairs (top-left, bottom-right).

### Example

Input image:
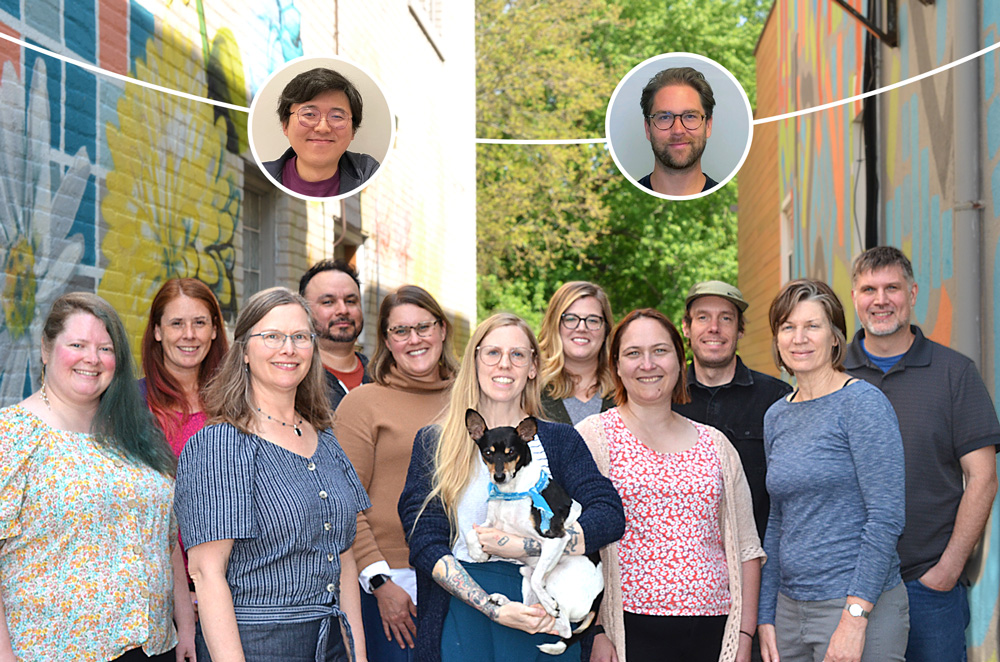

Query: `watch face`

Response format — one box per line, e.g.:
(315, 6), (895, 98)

(847, 604), (866, 617)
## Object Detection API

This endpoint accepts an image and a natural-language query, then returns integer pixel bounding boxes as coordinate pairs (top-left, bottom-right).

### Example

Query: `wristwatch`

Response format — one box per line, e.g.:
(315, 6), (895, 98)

(845, 603), (870, 619)
(370, 574), (391, 591)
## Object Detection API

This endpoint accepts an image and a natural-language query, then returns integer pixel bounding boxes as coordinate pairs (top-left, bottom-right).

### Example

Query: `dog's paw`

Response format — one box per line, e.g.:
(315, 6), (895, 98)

(536, 591), (560, 617)
(487, 592), (510, 606)
(465, 529), (489, 562)
(537, 642), (568, 656)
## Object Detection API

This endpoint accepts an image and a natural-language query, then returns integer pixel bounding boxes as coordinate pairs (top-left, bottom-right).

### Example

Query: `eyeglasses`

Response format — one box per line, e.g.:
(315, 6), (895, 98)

(387, 320), (440, 341)
(248, 332), (315, 349)
(560, 313), (605, 331)
(645, 112), (706, 131)
(477, 345), (534, 367)
(292, 107), (352, 130)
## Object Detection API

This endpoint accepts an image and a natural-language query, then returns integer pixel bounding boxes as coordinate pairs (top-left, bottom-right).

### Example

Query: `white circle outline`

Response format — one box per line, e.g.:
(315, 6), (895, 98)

(605, 52), (754, 201)
(247, 54), (396, 202)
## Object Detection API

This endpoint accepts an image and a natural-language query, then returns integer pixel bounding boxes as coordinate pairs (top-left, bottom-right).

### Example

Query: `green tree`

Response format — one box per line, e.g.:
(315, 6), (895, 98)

(476, 0), (767, 328)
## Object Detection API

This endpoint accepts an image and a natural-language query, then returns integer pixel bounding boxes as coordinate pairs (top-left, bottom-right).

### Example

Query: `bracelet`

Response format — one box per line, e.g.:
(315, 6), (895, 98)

(590, 624), (606, 637)
(740, 630), (754, 639)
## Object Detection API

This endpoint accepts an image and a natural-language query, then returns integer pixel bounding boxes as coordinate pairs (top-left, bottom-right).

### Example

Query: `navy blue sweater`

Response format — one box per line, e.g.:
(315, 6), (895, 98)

(398, 419), (625, 662)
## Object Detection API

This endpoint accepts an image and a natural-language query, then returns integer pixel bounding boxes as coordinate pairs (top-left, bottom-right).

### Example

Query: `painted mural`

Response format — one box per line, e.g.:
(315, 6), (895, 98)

(771, 1), (999, 659)
(0, 57), (91, 403)
(0, 0), (313, 396)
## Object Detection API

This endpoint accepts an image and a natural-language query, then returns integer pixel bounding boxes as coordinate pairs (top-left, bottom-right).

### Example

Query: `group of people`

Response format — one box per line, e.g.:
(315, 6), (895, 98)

(0, 245), (996, 662)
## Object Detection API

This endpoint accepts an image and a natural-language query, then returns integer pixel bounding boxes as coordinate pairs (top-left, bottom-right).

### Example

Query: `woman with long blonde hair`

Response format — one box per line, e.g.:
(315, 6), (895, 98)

(398, 313), (624, 662)
(537, 282), (616, 425)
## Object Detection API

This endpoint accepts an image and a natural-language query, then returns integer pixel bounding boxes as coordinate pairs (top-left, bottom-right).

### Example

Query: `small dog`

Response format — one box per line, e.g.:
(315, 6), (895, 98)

(464, 409), (603, 655)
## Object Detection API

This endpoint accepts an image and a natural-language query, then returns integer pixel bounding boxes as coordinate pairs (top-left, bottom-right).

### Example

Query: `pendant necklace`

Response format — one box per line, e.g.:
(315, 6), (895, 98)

(256, 407), (304, 436)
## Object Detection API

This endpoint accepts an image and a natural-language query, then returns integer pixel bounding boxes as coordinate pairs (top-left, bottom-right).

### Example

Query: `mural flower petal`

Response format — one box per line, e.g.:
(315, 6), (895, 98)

(99, 25), (236, 358)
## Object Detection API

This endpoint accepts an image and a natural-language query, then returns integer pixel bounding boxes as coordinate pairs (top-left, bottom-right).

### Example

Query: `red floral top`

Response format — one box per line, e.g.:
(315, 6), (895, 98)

(604, 408), (730, 616)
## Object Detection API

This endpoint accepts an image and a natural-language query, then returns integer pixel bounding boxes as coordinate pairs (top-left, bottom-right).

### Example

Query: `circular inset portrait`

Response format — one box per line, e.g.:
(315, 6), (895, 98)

(249, 55), (394, 201)
(606, 53), (753, 200)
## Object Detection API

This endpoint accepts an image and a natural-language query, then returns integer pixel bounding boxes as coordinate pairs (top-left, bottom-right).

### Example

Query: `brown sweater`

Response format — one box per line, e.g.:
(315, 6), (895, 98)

(336, 364), (453, 571)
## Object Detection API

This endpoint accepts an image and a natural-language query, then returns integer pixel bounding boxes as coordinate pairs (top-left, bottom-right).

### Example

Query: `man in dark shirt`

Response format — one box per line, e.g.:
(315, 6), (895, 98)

(299, 259), (371, 409)
(846, 246), (999, 662)
(673, 280), (790, 662)
(674, 280), (792, 540)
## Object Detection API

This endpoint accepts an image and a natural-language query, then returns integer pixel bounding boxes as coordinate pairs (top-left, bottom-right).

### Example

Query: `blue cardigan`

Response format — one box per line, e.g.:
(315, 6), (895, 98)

(398, 419), (625, 662)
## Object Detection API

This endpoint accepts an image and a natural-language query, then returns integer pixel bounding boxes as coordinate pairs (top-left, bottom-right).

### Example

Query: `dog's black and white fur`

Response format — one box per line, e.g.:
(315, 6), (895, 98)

(464, 409), (603, 655)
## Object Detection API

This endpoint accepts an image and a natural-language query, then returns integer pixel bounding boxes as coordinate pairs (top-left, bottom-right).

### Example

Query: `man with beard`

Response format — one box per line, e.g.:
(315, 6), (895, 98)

(638, 67), (720, 196)
(673, 281), (790, 662)
(299, 259), (372, 409)
(674, 281), (791, 538)
(846, 246), (998, 662)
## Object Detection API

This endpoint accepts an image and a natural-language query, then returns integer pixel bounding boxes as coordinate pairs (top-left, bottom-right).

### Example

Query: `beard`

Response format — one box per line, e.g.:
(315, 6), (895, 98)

(322, 317), (363, 343)
(652, 133), (707, 171)
(691, 344), (737, 370)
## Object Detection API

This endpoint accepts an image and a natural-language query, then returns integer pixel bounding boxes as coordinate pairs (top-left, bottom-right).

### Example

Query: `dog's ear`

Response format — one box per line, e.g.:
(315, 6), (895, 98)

(466, 409), (488, 441)
(516, 416), (538, 442)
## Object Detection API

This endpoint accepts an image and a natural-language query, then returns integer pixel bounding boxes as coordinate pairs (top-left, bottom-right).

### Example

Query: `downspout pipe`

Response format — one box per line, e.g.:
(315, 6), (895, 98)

(953, 0), (982, 367)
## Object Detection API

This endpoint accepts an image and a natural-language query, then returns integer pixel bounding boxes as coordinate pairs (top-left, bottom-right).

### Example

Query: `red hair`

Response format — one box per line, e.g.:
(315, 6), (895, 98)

(141, 278), (228, 437)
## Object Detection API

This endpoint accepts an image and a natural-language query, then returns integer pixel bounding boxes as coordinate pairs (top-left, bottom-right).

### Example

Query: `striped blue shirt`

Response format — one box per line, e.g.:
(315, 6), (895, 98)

(175, 423), (370, 610)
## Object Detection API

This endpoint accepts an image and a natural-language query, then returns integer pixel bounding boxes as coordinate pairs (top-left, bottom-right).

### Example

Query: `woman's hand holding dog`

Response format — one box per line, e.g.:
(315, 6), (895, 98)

(473, 524), (537, 559)
(373, 579), (417, 649)
(491, 601), (559, 635)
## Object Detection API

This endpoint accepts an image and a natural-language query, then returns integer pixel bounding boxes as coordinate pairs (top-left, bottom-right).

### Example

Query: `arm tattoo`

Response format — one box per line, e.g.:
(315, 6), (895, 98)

(522, 538), (541, 556)
(497, 535), (510, 546)
(565, 524), (581, 554)
(432, 555), (501, 621)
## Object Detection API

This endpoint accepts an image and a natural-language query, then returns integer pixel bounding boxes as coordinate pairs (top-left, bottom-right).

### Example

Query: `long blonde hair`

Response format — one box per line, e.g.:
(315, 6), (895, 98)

(423, 314), (544, 534)
(537, 281), (615, 400)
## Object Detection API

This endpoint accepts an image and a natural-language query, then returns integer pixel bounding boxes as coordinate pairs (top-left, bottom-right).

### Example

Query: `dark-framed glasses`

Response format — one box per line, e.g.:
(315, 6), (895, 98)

(292, 107), (352, 130)
(248, 332), (316, 349)
(645, 112), (705, 131)
(477, 345), (534, 367)
(387, 320), (440, 341)
(560, 313), (605, 331)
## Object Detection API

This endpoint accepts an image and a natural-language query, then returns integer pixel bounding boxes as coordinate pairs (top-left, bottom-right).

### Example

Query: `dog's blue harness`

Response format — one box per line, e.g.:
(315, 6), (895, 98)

(487, 470), (555, 534)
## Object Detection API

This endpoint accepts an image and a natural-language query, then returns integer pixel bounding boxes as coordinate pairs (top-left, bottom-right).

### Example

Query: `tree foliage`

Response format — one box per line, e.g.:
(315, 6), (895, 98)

(476, 0), (767, 328)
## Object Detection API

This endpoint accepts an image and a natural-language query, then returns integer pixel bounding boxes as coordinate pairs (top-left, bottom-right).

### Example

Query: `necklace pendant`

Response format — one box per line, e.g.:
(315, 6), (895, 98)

(294, 426), (302, 437)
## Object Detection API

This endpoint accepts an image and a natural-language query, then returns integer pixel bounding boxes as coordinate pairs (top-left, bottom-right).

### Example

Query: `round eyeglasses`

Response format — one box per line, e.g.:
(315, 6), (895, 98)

(248, 331), (315, 349)
(645, 112), (706, 131)
(292, 107), (352, 130)
(476, 345), (534, 367)
(387, 320), (441, 341)
(560, 313), (605, 331)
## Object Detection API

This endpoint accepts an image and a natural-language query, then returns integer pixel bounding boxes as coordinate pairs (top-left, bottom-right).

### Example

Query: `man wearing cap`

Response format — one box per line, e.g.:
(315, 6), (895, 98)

(673, 281), (790, 662)
(846, 246), (999, 662)
(674, 280), (791, 540)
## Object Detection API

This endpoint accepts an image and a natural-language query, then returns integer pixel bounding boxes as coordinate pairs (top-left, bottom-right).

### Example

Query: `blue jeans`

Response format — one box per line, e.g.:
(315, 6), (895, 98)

(904, 579), (969, 662)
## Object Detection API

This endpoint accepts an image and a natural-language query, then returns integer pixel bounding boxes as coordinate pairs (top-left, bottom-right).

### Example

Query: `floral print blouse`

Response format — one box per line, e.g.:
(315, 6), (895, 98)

(0, 405), (178, 661)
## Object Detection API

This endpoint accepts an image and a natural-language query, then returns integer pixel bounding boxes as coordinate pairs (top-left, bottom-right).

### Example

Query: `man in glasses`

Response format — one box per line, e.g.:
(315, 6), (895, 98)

(263, 67), (380, 197)
(299, 259), (372, 410)
(638, 66), (720, 196)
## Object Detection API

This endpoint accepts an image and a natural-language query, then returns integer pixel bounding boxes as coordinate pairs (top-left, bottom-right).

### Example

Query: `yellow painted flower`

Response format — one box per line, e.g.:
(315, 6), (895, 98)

(99, 25), (236, 358)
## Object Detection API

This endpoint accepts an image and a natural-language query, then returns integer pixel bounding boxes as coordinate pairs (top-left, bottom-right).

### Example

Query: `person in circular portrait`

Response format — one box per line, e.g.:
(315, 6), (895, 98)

(263, 67), (380, 198)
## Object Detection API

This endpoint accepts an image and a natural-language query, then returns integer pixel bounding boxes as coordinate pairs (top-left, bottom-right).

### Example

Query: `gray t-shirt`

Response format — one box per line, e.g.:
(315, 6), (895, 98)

(562, 394), (603, 426)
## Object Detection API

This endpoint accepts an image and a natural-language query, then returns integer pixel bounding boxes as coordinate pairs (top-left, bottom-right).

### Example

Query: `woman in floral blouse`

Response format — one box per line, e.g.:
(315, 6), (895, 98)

(0, 292), (195, 661)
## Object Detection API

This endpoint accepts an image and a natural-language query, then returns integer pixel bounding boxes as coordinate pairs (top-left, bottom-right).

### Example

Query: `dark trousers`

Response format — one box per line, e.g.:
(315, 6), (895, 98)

(112, 648), (175, 661)
(623, 611), (727, 662)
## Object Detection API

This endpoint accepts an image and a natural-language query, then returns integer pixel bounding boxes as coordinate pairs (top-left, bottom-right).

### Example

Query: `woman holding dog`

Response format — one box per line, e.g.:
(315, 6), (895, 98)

(537, 281), (616, 425)
(576, 308), (764, 662)
(399, 313), (625, 662)
(336, 285), (458, 662)
(757, 280), (907, 662)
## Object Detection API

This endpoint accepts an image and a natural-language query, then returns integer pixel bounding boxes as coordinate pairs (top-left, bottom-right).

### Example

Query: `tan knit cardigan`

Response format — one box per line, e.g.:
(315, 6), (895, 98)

(576, 411), (765, 662)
